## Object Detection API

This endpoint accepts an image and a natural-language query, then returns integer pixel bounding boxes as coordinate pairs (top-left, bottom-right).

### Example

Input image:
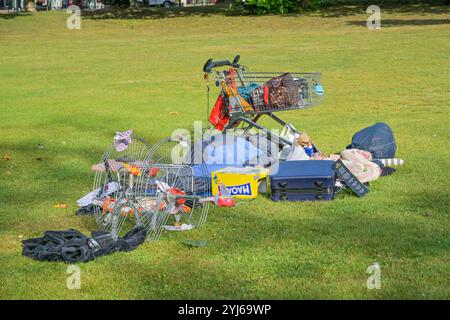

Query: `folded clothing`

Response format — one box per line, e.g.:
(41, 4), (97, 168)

(237, 83), (259, 105)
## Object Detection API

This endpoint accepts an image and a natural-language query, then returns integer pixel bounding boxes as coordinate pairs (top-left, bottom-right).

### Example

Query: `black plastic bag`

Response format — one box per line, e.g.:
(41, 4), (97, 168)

(22, 227), (147, 263)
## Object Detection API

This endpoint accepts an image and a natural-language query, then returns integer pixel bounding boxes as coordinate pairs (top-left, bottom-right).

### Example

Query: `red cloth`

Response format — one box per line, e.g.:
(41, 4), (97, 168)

(263, 86), (269, 105)
(228, 68), (237, 91)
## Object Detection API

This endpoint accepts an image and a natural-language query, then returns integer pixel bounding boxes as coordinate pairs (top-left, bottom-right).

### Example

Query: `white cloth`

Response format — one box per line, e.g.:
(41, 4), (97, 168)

(286, 146), (310, 161)
(76, 181), (119, 207)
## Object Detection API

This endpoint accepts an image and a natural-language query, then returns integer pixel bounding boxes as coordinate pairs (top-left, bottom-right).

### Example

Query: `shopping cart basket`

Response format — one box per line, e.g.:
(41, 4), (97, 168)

(203, 55), (324, 146)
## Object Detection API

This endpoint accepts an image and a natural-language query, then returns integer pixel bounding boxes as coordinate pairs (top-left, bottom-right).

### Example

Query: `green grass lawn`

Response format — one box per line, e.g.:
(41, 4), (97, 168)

(0, 5), (449, 299)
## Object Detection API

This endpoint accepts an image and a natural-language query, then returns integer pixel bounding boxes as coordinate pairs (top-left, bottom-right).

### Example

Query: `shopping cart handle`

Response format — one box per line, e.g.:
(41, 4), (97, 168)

(203, 55), (241, 73)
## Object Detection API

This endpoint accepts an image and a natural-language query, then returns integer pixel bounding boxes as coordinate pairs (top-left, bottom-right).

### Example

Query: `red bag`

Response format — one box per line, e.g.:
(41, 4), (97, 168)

(209, 95), (229, 131)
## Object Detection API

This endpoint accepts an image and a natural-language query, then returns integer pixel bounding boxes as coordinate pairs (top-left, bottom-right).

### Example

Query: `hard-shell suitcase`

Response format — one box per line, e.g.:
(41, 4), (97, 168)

(269, 160), (336, 202)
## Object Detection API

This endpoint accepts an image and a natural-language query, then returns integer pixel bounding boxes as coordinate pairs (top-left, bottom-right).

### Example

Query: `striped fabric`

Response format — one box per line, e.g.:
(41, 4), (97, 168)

(379, 158), (405, 166)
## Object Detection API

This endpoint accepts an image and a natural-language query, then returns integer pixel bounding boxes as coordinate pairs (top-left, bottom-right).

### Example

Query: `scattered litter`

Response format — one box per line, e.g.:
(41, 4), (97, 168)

(200, 183), (235, 207)
(182, 240), (208, 248)
(3, 153), (11, 161)
(37, 144), (44, 149)
(114, 129), (132, 152)
(163, 224), (194, 232)
(77, 182), (119, 207)
(75, 204), (99, 216)
(28, 56), (404, 266)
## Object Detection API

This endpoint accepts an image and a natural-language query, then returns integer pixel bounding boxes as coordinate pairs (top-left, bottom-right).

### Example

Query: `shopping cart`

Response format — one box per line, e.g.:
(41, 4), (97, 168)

(91, 134), (211, 242)
(203, 55), (324, 146)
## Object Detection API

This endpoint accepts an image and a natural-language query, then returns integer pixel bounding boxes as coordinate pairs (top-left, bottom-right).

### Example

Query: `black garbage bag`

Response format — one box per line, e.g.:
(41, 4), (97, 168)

(346, 122), (397, 159)
(22, 229), (89, 262)
(118, 227), (148, 252)
(22, 227), (147, 263)
(75, 204), (100, 216)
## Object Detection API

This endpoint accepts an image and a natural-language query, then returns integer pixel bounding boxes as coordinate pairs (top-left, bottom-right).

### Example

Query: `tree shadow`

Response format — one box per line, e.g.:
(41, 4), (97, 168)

(2, 4), (448, 21)
(0, 12), (32, 20)
(347, 18), (450, 27)
(82, 3), (450, 21)
(315, 4), (450, 19)
(82, 4), (242, 21)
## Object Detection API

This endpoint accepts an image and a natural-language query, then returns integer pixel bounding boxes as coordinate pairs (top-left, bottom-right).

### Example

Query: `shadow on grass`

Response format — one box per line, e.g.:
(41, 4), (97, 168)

(84, 4), (450, 20)
(316, 4), (450, 18)
(82, 4), (241, 20)
(0, 12), (32, 20)
(1, 4), (448, 21)
(347, 18), (450, 27)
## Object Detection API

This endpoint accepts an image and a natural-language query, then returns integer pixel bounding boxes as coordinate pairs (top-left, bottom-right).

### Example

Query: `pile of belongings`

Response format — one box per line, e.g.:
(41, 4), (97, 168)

(187, 122), (403, 198)
(22, 227), (147, 263)
(279, 122), (402, 182)
(267, 122), (403, 201)
(22, 122), (403, 263)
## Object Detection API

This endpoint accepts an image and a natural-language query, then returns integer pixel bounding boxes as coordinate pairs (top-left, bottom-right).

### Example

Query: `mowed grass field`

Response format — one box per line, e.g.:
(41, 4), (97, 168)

(0, 5), (449, 299)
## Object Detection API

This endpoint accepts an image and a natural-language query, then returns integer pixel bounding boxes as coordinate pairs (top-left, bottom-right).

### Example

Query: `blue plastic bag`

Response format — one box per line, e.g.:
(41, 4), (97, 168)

(347, 123), (396, 159)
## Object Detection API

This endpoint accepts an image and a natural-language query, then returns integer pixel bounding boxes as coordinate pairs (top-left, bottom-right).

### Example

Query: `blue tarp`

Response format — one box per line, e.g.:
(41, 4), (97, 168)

(203, 135), (264, 167)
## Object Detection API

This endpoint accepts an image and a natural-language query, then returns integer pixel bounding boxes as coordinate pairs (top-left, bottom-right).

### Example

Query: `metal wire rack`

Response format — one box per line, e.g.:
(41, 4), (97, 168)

(203, 55), (324, 146)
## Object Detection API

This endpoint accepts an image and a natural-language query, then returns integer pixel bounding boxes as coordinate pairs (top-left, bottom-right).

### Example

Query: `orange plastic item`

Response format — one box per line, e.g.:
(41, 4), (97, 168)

(217, 197), (235, 207)
(131, 166), (141, 176)
(167, 188), (187, 205)
(102, 197), (114, 214)
(181, 205), (192, 213)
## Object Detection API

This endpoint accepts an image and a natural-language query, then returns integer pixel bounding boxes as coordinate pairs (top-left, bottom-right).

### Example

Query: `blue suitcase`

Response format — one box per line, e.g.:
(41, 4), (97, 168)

(269, 160), (336, 202)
